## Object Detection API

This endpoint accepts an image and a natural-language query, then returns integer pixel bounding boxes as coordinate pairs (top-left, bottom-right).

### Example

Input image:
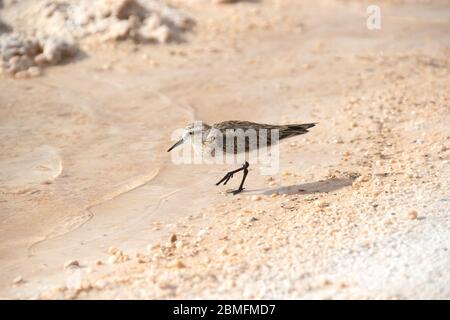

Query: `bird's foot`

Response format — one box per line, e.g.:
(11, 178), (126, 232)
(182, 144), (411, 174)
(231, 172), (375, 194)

(227, 187), (244, 195)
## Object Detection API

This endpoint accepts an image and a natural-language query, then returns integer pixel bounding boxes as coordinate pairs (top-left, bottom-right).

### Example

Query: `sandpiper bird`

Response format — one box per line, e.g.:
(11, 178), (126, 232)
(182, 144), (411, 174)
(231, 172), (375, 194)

(167, 121), (316, 194)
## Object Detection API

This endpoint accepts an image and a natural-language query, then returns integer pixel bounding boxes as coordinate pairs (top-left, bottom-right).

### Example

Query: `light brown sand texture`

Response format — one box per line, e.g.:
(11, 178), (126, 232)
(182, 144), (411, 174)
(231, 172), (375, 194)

(0, 0), (449, 299)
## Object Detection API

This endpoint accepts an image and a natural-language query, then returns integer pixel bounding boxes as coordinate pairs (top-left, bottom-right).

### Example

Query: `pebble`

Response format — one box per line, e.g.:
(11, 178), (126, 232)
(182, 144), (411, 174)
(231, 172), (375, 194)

(315, 200), (329, 208)
(251, 195), (262, 201)
(168, 259), (186, 269)
(175, 240), (184, 249)
(146, 243), (160, 252)
(357, 175), (370, 182)
(108, 246), (119, 255)
(197, 229), (208, 237)
(64, 260), (80, 269)
(12, 276), (24, 285)
(94, 280), (108, 290)
(108, 255), (118, 264)
(217, 246), (229, 255)
(407, 210), (418, 220)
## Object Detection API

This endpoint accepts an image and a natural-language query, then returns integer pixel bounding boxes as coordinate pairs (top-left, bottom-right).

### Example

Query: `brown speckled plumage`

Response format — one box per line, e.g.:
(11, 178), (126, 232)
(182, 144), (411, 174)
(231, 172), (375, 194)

(211, 121), (316, 154)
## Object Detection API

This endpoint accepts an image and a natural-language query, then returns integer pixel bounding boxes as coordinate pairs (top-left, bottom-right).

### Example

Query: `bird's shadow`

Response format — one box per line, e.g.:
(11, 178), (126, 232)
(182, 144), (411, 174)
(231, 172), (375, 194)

(247, 178), (354, 196)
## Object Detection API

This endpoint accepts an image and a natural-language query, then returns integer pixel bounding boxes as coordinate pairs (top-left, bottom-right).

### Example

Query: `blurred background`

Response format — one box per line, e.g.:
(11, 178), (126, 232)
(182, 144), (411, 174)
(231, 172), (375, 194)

(1, 0), (449, 299)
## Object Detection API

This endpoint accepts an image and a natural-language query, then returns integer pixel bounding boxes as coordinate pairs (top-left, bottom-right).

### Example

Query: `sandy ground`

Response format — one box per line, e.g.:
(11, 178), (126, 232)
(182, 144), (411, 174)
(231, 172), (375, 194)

(1, 0), (449, 299)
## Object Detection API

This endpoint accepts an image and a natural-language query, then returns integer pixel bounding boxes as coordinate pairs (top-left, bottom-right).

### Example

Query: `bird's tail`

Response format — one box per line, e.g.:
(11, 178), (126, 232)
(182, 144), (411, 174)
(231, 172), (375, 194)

(279, 123), (317, 139)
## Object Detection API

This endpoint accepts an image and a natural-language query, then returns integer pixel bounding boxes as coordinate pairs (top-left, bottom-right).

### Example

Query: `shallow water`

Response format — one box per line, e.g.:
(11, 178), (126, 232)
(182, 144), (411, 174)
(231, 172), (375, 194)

(1, 0), (449, 297)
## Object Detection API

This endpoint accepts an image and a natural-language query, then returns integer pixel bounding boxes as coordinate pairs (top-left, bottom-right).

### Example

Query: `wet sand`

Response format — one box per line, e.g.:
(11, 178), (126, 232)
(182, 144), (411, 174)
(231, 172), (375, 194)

(1, 0), (449, 299)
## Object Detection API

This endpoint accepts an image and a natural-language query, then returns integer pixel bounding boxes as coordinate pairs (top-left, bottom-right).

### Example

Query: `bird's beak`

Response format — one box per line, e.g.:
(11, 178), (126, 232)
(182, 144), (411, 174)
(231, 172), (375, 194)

(167, 138), (184, 152)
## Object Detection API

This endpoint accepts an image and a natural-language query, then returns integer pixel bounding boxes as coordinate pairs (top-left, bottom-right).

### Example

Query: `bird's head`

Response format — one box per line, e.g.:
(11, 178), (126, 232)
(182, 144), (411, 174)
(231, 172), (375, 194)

(167, 122), (211, 152)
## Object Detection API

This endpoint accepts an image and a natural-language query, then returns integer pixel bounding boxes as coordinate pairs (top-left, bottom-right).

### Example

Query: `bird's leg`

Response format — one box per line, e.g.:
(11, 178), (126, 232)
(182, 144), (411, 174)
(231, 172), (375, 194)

(216, 162), (250, 195)
(230, 161), (250, 195)
(216, 163), (246, 186)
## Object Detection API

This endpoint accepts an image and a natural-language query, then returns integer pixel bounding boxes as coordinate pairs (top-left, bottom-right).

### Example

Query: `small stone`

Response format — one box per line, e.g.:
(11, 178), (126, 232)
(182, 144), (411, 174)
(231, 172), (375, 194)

(27, 66), (41, 77)
(357, 175), (370, 182)
(197, 229), (208, 237)
(321, 277), (332, 286)
(407, 210), (418, 220)
(108, 255), (118, 264)
(175, 240), (184, 249)
(251, 195), (262, 201)
(315, 200), (329, 208)
(64, 260), (80, 269)
(146, 243), (160, 252)
(139, 20), (170, 43)
(94, 260), (103, 266)
(217, 246), (229, 255)
(302, 63), (311, 69)
(94, 279), (108, 290)
(168, 259), (186, 268)
(104, 20), (132, 41)
(12, 276), (24, 285)
(107, 246), (119, 255)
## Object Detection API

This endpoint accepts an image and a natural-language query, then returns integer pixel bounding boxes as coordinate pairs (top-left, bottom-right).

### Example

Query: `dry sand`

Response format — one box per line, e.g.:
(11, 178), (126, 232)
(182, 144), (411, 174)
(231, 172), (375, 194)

(0, 0), (449, 299)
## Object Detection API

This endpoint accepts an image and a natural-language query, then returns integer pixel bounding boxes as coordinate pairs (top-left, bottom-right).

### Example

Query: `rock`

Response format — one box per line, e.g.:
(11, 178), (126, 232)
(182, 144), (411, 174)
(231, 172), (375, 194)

(108, 255), (118, 264)
(175, 240), (184, 249)
(103, 19), (132, 41)
(64, 260), (80, 269)
(102, 0), (148, 20)
(40, 37), (77, 64)
(139, 24), (170, 43)
(12, 276), (25, 285)
(27, 66), (41, 77)
(168, 259), (186, 268)
(217, 246), (229, 255)
(197, 229), (208, 237)
(107, 246), (120, 255)
(407, 210), (418, 220)
(146, 243), (160, 252)
(315, 200), (329, 208)
(94, 260), (103, 266)
(8, 55), (33, 74)
(93, 279), (108, 290)
(251, 195), (262, 201)
(0, 34), (77, 77)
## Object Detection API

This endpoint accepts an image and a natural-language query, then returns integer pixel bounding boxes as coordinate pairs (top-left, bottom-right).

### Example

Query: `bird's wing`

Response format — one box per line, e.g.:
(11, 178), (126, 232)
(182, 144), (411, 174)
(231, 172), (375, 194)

(212, 121), (278, 131)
